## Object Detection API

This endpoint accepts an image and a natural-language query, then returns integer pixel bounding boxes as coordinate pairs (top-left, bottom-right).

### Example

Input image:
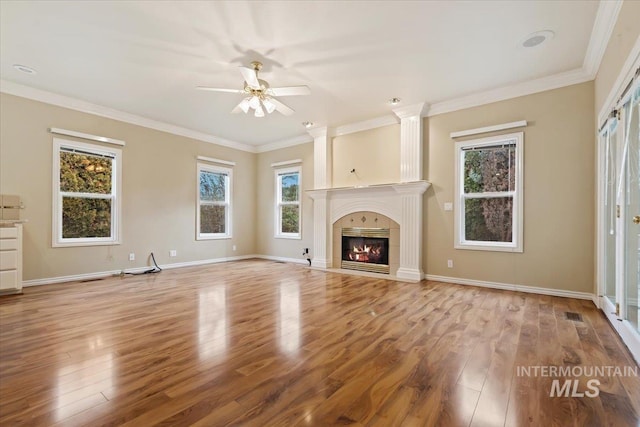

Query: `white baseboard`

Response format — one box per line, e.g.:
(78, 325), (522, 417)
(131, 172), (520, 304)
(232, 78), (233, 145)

(424, 274), (595, 302)
(22, 254), (258, 287)
(22, 259), (601, 305)
(253, 254), (310, 265)
(158, 255), (257, 270)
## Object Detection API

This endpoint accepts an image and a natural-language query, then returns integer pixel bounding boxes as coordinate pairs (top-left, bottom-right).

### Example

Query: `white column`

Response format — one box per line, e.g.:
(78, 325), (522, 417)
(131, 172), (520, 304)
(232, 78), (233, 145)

(309, 190), (331, 268)
(309, 126), (331, 189)
(392, 103), (428, 182)
(307, 126), (332, 269)
(394, 182), (429, 281)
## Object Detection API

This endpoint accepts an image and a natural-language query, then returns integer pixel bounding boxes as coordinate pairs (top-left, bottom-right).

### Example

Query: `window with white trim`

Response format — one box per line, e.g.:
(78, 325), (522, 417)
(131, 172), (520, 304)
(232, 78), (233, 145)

(197, 163), (232, 239)
(275, 166), (301, 239)
(53, 138), (122, 247)
(454, 132), (523, 252)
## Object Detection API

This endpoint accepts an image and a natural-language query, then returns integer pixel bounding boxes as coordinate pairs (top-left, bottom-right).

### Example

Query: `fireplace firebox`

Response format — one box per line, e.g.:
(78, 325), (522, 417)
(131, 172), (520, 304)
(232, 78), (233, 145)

(341, 228), (390, 274)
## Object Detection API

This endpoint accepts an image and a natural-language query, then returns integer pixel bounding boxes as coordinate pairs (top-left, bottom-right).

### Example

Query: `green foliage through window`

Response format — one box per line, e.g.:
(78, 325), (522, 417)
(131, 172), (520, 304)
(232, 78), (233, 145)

(198, 166), (230, 236)
(464, 197), (513, 242)
(281, 205), (299, 233)
(200, 205), (226, 234)
(278, 170), (300, 235)
(462, 144), (515, 243)
(200, 171), (226, 202)
(58, 148), (115, 240)
(60, 151), (112, 194)
(281, 173), (299, 202)
(62, 197), (112, 238)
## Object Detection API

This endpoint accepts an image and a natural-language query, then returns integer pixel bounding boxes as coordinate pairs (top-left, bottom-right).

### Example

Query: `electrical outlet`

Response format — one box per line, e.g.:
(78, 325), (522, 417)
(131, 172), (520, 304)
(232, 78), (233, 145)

(170, 250), (177, 257)
(447, 259), (453, 268)
(444, 202), (453, 211)
(129, 253), (135, 261)
(232, 245), (237, 251)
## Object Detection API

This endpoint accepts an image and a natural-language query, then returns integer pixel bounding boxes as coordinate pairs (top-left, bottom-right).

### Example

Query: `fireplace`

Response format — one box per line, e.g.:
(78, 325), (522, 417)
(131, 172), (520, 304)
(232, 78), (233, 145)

(341, 227), (390, 274)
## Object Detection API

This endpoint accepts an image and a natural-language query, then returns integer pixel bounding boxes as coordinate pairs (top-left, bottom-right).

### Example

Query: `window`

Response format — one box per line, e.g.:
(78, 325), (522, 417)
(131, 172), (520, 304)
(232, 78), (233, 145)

(454, 132), (523, 252)
(53, 138), (122, 247)
(275, 166), (301, 239)
(197, 163), (232, 239)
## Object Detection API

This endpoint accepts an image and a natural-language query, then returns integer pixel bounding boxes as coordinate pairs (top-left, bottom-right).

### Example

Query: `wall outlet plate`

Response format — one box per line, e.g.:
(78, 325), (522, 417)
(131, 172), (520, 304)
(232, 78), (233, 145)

(447, 259), (453, 268)
(170, 250), (177, 257)
(129, 253), (135, 261)
(444, 202), (453, 211)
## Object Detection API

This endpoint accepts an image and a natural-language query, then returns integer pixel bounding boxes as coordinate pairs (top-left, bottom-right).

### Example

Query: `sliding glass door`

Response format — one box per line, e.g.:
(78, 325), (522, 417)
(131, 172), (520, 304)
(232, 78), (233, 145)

(603, 120), (618, 307)
(600, 82), (640, 361)
(623, 87), (639, 333)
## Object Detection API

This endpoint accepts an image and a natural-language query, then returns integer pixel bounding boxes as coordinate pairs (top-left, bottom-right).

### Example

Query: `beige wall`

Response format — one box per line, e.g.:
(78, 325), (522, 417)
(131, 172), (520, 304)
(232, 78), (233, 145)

(255, 143), (314, 262)
(332, 124), (400, 187)
(0, 93), (256, 281)
(594, 0), (640, 119)
(425, 82), (595, 293)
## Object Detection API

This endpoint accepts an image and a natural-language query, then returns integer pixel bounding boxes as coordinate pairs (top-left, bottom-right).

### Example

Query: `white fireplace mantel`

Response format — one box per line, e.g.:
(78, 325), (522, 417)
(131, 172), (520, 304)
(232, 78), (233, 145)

(307, 181), (430, 282)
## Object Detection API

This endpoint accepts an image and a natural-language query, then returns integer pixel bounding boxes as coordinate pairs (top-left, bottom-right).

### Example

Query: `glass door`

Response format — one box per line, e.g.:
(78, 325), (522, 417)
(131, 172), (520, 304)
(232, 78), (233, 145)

(603, 121), (618, 308)
(624, 87), (639, 333)
(600, 81), (640, 363)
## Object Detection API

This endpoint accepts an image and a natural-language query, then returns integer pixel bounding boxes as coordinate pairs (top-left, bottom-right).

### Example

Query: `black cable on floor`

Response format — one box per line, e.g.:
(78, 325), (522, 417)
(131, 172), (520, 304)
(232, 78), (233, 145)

(124, 252), (162, 275)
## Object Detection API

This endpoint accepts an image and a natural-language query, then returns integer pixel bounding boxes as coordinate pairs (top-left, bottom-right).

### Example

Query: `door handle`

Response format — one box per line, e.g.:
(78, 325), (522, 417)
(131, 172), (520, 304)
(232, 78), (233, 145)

(633, 215), (640, 224)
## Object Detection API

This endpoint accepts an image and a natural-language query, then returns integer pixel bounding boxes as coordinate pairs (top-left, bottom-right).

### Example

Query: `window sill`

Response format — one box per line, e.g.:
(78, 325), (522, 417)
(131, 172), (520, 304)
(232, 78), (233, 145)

(275, 234), (302, 240)
(455, 242), (523, 253)
(197, 234), (232, 240)
(53, 240), (121, 248)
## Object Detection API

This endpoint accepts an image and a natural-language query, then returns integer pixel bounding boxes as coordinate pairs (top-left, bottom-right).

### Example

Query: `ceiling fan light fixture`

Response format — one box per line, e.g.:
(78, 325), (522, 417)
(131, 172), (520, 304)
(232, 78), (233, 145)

(262, 98), (276, 114)
(249, 96), (261, 110)
(239, 98), (251, 113)
(199, 60), (310, 118)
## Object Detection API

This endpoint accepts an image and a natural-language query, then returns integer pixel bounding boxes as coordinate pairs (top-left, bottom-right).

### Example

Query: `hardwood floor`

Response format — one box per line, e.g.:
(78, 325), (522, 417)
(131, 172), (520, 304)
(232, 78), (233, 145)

(0, 259), (638, 426)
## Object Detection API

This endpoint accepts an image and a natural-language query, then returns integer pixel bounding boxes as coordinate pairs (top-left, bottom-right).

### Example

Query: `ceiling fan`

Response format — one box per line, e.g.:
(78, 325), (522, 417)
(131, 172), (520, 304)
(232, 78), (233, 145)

(197, 61), (310, 117)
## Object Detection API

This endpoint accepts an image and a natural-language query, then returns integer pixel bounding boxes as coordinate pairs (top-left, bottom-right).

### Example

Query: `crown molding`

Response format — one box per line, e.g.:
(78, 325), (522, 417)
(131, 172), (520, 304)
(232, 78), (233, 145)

(332, 115), (399, 137)
(427, 67), (592, 117)
(255, 134), (313, 153)
(307, 126), (329, 139)
(0, 79), (257, 153)
(392, 102), (428, 120)
(583, 0), (623, 78)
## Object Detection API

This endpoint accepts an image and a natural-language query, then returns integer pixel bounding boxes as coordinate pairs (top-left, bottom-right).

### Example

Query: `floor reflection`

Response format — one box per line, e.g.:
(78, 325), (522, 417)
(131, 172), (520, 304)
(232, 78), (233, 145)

(55, 351), (114, 421)
(279, 280), (301, 354)
(198, 285), (228, 360)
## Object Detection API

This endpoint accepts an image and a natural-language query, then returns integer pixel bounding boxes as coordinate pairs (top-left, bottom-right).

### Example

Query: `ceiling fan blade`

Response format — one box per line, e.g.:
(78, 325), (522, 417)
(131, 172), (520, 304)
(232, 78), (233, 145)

(197, 86), (244, 94)
(239, 66), (260, 89)
(269, 86), (311, 97)
(269, 97), (295, 116)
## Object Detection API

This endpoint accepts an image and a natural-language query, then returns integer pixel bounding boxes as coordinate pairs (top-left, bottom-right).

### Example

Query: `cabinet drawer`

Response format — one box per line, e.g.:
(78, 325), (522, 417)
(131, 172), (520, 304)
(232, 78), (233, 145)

(0, 250), (17, 270)
(0, 227), (18, 239)
(0, 269), (17, 290)
(0, 239), (17, 251)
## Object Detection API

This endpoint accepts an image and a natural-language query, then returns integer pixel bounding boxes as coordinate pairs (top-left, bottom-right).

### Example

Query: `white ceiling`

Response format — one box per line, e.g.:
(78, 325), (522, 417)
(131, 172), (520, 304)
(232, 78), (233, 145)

(1, 1), (603, 148)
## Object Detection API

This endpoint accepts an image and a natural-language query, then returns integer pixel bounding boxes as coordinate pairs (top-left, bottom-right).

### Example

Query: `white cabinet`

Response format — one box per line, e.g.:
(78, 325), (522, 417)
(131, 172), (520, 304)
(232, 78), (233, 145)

(0, 224), (23, 294)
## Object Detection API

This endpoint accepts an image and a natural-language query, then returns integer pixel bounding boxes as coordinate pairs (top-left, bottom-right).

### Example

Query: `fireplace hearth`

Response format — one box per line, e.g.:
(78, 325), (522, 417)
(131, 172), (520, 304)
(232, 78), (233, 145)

(341, 228), (390, 274)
